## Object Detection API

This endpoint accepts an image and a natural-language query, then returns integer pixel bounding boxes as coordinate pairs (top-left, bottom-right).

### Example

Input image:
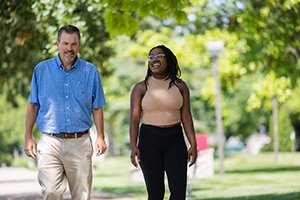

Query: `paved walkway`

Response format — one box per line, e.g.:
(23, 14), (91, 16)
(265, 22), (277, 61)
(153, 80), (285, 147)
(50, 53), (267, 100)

(0, 167), (133, 200)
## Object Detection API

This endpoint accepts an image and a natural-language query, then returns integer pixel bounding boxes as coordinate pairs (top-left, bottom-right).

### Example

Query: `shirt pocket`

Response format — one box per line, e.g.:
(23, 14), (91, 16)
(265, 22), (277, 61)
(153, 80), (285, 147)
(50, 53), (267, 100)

(71, 79), (86, 101)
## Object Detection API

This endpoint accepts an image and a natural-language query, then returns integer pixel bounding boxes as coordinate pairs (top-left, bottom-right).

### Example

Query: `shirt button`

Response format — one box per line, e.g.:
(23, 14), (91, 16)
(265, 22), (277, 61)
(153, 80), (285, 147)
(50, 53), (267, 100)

(67, 119), (70, 122)
(65, 84), (68, 86)
(66, 106), (69, 109)
(66, 96), (68, 98)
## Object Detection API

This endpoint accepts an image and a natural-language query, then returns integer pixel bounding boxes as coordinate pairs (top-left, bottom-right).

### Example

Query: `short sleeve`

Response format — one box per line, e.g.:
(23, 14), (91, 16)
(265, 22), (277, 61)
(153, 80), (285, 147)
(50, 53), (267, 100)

(29, 67), (40, 106)
(92, 69), (106, 109)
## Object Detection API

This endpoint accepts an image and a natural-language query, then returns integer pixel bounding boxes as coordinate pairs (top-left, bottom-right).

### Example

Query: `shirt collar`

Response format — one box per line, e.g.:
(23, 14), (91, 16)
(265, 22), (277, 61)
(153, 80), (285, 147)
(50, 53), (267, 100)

(55, 54), (79, 71)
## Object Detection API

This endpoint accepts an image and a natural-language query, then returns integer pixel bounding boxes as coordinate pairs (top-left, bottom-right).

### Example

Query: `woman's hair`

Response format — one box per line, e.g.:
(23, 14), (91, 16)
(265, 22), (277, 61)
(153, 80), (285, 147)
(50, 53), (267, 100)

(145, 45), (181, 89)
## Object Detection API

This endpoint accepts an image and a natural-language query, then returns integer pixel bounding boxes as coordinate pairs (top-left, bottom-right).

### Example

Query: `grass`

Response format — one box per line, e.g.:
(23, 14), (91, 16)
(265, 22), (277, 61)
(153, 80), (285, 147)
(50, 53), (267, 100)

(92, 152), (300, 200)
(92, 156), (146, 196)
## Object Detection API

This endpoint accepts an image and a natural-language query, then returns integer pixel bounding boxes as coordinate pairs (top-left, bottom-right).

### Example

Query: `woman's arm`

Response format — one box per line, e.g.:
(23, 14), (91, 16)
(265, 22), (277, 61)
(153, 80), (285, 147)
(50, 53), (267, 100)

(179, 80), (198, 166)
(129, 81), (145, 167)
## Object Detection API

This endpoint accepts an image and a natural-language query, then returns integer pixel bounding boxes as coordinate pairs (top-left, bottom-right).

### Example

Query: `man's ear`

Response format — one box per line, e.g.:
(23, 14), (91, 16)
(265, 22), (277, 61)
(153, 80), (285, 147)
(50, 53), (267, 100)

(56, 41), (59, 50)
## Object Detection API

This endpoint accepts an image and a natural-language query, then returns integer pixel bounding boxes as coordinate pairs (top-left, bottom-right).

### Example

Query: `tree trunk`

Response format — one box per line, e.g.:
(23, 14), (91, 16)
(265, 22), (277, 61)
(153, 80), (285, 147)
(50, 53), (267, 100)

(272, 96), (279, 161)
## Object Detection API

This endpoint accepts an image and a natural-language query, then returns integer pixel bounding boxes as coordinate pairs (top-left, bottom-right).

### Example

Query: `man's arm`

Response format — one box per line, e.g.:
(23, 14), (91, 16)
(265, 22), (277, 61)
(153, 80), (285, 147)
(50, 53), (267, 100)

(24, 103), (38, 159)
(92, 108), (107, 156)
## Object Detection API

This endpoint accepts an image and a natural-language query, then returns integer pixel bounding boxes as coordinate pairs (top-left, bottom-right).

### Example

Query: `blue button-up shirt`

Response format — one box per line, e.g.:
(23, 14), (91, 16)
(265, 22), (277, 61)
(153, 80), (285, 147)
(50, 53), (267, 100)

(29, 55), (106, 133)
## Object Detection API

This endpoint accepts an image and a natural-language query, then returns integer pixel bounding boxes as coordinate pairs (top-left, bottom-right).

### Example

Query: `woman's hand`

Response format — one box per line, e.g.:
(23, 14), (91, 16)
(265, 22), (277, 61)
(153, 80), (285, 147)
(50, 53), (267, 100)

(130, 146), (140, 168)
(188, 145), (198, 167)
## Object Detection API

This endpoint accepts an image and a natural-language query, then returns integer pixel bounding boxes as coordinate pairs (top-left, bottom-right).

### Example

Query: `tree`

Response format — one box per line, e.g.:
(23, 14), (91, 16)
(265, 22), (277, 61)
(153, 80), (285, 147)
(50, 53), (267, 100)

(0, 0), (48, 106)
(102, 0), (190, 36)
(0, 0), (192, 159)
(229, 0), (300, 82)
(228, 0), (300, 150)
(180, 0), (300, 150)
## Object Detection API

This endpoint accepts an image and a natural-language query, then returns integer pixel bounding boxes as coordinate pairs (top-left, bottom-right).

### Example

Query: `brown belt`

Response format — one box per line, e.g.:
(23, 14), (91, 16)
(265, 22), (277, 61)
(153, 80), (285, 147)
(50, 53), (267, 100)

(48, 130), (89, 139)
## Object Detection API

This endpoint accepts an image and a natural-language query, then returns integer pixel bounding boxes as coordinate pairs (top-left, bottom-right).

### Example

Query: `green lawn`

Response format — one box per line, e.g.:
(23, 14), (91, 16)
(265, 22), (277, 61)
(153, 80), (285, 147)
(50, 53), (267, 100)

(92, 152), (300, 200)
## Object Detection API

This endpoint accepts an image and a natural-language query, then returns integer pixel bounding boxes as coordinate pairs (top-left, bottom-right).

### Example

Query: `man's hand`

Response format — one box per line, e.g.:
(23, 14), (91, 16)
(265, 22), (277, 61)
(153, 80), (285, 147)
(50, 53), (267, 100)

(24, 137), (37, 159)
(95, 137), (107, 156)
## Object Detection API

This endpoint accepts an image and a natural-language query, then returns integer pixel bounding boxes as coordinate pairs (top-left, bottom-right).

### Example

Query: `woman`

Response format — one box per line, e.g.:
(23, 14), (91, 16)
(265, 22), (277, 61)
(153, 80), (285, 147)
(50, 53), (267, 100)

(130, 45), (197, 200)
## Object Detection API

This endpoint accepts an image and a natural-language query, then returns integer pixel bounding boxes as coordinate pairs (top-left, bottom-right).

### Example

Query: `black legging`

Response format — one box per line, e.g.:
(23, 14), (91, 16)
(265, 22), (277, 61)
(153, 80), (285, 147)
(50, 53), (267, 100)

(138, 123), (188, 200)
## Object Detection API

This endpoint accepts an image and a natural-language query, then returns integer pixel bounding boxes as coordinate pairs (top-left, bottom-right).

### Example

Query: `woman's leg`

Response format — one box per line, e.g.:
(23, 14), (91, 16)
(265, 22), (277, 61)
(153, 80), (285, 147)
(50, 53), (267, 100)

(164, 126), (188, 200)
(138, 124), (166, 200)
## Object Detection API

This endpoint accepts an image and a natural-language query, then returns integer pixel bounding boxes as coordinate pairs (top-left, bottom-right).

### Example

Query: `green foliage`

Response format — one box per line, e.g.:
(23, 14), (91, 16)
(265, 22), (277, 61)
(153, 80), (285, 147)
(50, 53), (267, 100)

(0, 93), (27, 165)
(229, 0), (300, 149)
(247, 71), (292, 111)
(0, 0), (49, 106)
(185, 0), (300, 145)
(231, 0), (300, 85)
(223, 74), (270, 139)
(286, 84), (300, 112)
(2, 0), (300, 163)
(104, 24), (286, 145)
(263, 106), (294, 152)
(1, 0), (114, 103)
(102, 0), (189, 36)
(0, 0), (192, 157)
(285, 84), (300, 150)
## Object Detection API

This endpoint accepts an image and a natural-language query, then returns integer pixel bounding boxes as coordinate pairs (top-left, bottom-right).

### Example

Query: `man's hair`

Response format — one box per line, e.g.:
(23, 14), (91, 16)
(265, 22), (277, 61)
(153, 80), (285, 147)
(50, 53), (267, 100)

(145, 45), (182, 89)
(57, 25), (81, 42)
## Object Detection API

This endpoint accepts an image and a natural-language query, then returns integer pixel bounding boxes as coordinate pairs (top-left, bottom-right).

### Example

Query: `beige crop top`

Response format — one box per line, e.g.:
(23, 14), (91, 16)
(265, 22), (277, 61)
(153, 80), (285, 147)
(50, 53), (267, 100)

(141, 76), (183, 126)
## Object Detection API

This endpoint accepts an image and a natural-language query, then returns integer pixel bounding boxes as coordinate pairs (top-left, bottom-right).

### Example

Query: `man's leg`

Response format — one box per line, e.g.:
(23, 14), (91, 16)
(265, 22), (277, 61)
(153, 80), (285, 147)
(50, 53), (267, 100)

(63, 134), (93, 200)
(37, 134), (67, 200)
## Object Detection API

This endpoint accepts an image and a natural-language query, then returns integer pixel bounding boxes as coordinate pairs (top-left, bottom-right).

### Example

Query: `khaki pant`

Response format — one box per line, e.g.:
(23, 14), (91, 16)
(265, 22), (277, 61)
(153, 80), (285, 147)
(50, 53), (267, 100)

(37, 134), (93, 200)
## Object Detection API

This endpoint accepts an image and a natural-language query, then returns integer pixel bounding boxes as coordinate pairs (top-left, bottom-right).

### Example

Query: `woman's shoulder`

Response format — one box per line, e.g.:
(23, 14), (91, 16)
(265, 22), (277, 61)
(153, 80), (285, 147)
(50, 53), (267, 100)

(134, 80), (146, 87)
(176, 79), (188, 87)
(132, 80), (147, 93)
(175, 79), (189, 93)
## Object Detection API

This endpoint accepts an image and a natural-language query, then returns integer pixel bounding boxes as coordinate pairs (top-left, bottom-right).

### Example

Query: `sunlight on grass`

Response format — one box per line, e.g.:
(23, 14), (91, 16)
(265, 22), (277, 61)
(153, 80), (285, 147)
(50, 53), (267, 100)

(92, 153), (300, 200)
(92, 156), (146, 197)
(191, 152), (300, 200)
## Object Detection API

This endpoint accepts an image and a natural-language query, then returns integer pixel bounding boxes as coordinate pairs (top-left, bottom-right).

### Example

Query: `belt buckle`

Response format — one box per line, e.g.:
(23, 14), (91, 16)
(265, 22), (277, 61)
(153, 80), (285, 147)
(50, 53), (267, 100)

(74, 133), (78, 139)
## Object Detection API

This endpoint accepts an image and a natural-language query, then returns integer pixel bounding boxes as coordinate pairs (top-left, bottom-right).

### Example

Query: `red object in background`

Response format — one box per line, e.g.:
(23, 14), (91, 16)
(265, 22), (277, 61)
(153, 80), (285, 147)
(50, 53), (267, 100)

(196, 134), (208, 151)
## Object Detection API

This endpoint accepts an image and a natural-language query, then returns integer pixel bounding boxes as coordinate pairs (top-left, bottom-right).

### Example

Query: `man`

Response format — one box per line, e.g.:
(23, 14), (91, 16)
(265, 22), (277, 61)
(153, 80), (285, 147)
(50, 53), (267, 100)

(24, 25), (107, 200)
